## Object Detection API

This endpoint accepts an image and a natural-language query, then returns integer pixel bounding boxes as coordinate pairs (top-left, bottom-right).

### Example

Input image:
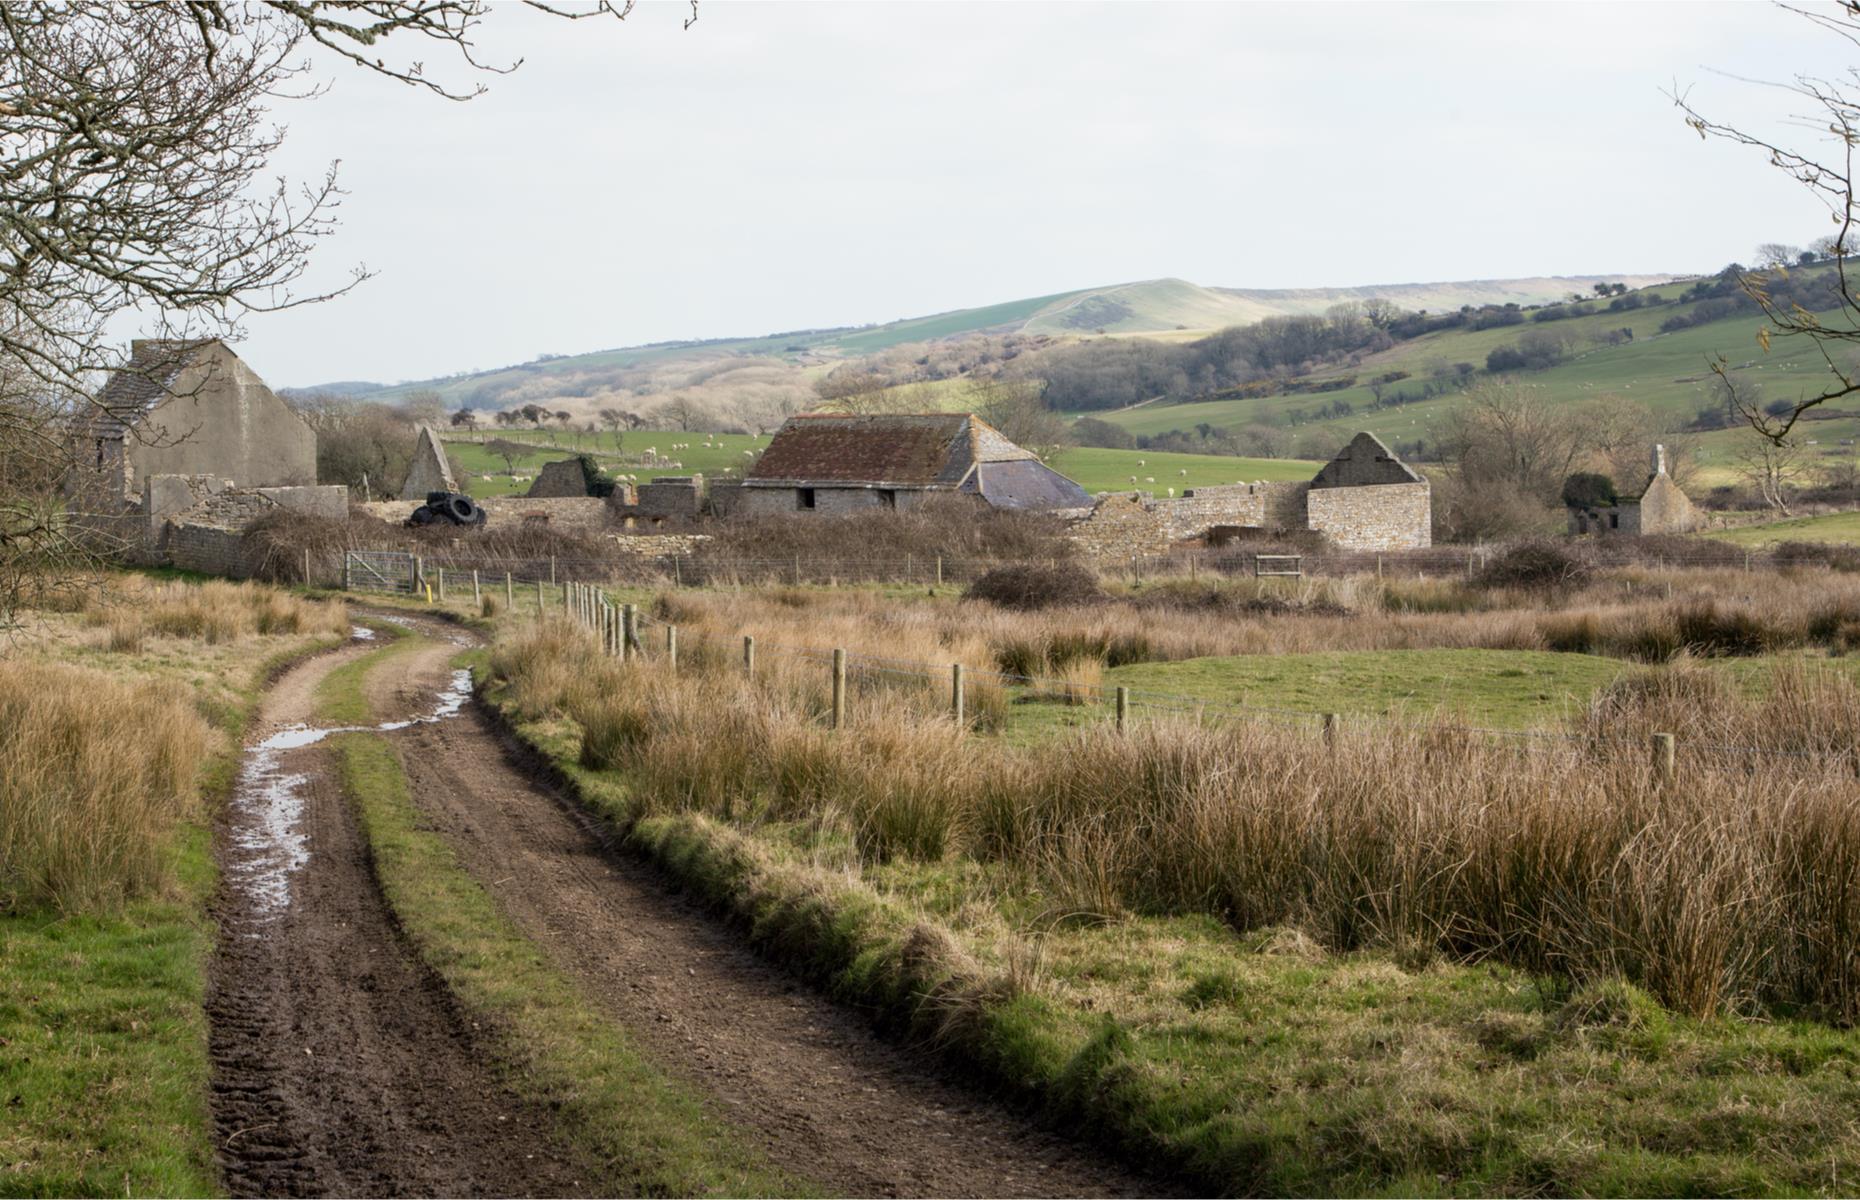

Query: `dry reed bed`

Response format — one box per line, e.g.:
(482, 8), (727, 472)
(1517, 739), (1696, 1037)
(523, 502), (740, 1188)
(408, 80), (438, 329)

(496, 623), (1860, 1023)
(0, 661), (210, 911)
(644, 567), (1860, 675)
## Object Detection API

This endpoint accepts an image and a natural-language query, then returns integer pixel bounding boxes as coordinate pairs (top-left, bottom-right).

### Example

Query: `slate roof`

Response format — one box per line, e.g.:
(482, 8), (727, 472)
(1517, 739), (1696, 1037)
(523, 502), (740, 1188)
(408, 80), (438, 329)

(962, 458), (1093, 510)
(749, 413), (1037, 488)
(1309, 431), (1425, 488)
(89, 339), (215, 438)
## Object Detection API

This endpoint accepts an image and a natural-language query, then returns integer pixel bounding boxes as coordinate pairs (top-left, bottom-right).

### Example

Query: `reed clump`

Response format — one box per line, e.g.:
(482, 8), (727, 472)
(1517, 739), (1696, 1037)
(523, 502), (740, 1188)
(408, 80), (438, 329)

(0, 661), (211, 912)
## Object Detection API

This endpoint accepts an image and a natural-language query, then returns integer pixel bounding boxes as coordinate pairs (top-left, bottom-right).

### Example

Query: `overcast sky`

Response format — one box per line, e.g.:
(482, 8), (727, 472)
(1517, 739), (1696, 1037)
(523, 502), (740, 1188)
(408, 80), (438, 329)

(242, 1), (1855, 389)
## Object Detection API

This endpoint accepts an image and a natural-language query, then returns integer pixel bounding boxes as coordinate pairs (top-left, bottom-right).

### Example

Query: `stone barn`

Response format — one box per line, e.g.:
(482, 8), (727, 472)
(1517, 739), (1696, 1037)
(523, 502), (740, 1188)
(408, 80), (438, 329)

(1568, 445), (1701, 536)
(740, 413), (1091, 515)
(1066, 431), (1433, 556)
(71, 338), (316, 511)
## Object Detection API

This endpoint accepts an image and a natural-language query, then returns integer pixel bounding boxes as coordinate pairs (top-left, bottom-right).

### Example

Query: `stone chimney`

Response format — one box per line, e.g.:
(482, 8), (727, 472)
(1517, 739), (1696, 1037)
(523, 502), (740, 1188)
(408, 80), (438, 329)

(1651, 443), (1668, 477)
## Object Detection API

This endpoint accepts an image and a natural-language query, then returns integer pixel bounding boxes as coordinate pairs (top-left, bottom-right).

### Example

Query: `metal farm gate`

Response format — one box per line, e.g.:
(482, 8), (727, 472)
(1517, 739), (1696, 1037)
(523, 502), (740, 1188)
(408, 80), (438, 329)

(344, 550), (418, 593)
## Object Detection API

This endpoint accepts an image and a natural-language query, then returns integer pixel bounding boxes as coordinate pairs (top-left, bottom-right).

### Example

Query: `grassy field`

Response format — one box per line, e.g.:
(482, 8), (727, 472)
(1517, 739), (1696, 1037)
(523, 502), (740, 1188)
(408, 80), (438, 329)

(443, 429), (1317, 498)
(1708, 509), (1860, 545)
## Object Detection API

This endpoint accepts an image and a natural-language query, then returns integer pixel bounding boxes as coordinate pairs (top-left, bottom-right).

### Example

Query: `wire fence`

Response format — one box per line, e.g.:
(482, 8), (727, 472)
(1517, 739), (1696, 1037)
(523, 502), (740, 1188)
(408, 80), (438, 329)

(513, 579), (1860, 777)
(309, 537), (1853, 593)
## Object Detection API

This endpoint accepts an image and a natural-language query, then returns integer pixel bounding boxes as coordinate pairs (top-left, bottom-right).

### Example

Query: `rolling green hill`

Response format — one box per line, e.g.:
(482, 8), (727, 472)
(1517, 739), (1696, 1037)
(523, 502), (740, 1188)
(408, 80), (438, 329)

(304, 272), (1676, 408)
(1084, 273), (1860, 487)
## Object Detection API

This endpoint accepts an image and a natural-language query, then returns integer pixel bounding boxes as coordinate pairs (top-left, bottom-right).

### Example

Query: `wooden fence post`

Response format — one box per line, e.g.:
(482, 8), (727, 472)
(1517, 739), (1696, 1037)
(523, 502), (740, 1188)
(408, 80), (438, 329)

(303, 548), (312, 587)
(1115, 685), (1128, 732)
(437, 569), (446, 602)
(666, 625), (678, 671)
(951, 663), (965, 727)
(343, 552), (351, 591)
(537, 578), (545, 618)
(622, 604), (637, 661)
(505, 572), (514, 610)
(935, 556), (943, 588)
(831, 649), (846, 730)
(743, 635), (755, 674)
(1322, 712), (1339, 752)
(549, 555), (557, 585)
(472, 570), (481, 608)
(1651, 732), (1676, 786)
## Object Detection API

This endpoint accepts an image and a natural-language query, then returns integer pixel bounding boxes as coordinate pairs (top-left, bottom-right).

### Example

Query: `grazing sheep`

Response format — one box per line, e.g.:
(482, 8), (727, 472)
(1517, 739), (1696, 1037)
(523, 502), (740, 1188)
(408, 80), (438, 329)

(1137, 459), (1145, 466)
(1167, 487), (1175, 497)
(1128, 475), (1138, 483)
(1180, 469), (1188, 476)
(1144, 476), (1155, 483)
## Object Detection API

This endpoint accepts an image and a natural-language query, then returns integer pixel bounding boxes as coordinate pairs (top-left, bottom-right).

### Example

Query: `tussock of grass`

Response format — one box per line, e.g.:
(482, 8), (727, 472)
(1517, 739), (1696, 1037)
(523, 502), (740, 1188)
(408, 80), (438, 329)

(0, 661), (210, 912)
(79, 575), (350, 647)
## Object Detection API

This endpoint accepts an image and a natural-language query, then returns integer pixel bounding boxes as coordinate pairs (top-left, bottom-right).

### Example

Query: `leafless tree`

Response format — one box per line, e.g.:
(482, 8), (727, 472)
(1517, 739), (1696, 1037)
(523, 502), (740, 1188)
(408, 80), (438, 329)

(1671, 3), (1860, 441)
(659, 395), (705, 432)
(972, 379), (1072, 461)
(449, 409), (480, 431)
(597, 406), (626, 449)
(1733, 432), (1809, 514)
(485, 438), (525, 477)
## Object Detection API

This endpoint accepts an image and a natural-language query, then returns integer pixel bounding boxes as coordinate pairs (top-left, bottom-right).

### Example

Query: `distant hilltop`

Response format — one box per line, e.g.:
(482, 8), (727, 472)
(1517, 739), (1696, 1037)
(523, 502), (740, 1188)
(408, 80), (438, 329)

(286, 271), (1678, 405)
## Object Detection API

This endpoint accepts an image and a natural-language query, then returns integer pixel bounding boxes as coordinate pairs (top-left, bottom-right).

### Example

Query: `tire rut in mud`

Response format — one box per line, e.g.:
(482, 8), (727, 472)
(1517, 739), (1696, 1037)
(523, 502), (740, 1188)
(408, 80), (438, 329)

(207, 646), (589, 1198)
(378, 614), (1167, 1198)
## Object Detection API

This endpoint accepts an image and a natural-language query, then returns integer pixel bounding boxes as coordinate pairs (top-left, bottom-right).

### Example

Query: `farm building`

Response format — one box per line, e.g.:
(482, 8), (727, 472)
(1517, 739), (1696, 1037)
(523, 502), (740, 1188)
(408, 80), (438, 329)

(1067, 432), (1433, 556)
(1567, 445), (1701, 536)
(739, 413), (1091, 514)
(70, 338), (317, 511)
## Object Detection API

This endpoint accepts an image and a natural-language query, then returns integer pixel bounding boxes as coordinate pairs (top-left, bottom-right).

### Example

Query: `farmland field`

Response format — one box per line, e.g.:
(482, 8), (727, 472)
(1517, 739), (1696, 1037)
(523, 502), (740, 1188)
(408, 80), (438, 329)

(443, 429), (1319, 497)
(1708, 509), (1860, 545)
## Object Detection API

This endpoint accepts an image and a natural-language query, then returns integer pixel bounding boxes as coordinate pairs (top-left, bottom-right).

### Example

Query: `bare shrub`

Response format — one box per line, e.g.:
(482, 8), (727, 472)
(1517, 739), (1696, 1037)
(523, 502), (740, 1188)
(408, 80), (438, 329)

(965, 564), (1105, 611)
(1474, 539), (1592, 591)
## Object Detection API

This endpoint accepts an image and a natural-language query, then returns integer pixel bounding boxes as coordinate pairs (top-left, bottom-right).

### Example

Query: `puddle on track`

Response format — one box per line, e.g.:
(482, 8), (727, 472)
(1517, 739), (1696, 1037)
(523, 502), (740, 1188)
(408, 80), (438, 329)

(225, 628), (472, 926)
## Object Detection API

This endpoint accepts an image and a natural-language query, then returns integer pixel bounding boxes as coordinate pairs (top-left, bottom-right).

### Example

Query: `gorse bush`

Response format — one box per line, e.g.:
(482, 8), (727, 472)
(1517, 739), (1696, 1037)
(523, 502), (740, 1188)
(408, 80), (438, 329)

(0, 661), (210, 912)
(1474, 540), (1591, 591)
(493, 622), (1860, 1023)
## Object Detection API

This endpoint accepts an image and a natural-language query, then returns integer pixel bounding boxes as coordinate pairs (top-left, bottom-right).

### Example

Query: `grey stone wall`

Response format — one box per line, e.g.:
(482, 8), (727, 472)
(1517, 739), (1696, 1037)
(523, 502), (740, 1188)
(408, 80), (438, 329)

(1304, 482), (1432, 550)
(358, 496), (616, 532)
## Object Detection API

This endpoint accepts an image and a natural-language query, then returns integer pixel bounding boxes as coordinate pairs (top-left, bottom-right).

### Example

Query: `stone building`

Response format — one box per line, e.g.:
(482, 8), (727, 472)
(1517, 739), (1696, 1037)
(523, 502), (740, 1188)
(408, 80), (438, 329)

(1567, 445), (1701, 536)
(71, 339), (316, 512)
(740, 413), (1091, 515)
(1067, 432), (1432, 557)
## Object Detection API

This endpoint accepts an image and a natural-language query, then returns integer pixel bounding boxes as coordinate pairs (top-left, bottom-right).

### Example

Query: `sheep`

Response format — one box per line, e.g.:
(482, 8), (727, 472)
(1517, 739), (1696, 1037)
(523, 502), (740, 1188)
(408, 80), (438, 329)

(1180, 469), (1188, 476)
(1144, 476), (1155, 484)
(1128, 475), (1138, 483)
(1137, 459), (1145, 466)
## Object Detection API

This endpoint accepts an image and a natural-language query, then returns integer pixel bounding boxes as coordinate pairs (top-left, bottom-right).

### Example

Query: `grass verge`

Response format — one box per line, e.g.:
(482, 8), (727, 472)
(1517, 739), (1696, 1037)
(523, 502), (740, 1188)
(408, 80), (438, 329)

(478, 656), (1860, 1197)
(0, 627), (347, 1197)
(325, 639), (801, 1196)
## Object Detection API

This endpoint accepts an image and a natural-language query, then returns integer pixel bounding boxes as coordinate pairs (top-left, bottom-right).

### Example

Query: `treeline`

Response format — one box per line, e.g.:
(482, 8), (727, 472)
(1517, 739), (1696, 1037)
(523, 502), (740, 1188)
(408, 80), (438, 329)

(1029, 310), (1396, 411)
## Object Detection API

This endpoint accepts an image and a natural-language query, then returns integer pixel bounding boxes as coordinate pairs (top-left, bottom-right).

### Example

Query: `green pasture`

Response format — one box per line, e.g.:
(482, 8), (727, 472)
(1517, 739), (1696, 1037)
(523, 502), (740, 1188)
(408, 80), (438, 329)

(445, 430), (1317, 498)
(1707, 510), (1860, 546)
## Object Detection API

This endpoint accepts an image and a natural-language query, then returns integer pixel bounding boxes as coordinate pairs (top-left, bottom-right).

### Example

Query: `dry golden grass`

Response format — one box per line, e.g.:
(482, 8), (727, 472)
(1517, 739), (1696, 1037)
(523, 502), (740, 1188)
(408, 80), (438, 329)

(495, 612), (1860, 1023)
(0, 660), (211, 911)
(78, 576), (350, 646)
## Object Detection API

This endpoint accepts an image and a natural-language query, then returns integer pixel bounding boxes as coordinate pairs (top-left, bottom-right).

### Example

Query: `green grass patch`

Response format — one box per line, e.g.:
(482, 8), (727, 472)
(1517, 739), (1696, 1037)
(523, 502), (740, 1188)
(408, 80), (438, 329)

(1047, 446), (1318, 493)
(1106, 648), (1630, 730)
(1708, 510), (1860, 546)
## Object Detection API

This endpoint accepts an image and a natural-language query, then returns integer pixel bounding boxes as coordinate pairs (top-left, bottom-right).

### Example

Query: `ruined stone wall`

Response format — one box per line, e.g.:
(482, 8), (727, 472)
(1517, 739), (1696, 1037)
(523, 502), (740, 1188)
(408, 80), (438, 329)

(1635, 473), (1701, 534)
(163, 522), (259, 578)
(1066, 482), (1309, 559)
(1304, 482), (1432, 550)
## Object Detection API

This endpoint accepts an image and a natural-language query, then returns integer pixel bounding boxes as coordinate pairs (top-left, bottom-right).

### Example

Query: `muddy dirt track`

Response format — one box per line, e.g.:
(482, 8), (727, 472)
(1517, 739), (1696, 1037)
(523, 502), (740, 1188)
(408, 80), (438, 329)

(209, 614), (1161, 1197)
(208, 638), (590, 1198)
